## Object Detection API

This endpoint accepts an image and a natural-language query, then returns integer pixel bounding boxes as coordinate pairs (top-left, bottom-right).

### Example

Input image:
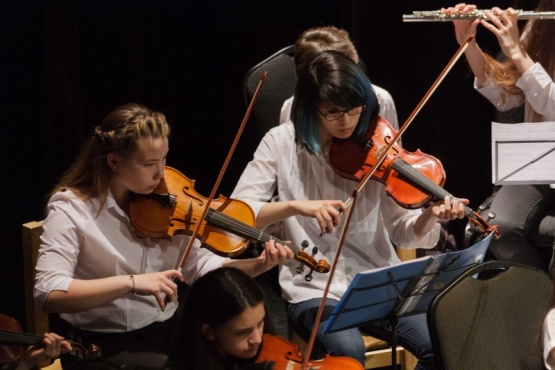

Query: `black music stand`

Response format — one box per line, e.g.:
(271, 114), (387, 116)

(322, 232), (494, 368)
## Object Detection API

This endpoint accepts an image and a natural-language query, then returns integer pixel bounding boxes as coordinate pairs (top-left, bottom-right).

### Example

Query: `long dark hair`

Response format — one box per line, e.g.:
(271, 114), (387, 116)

(173, 267), (270, 370)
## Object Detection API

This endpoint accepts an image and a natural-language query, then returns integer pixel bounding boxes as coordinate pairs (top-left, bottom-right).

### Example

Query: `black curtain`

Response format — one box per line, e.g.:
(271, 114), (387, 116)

(0, 0), (351, 329)
(1, 0), (517, 328)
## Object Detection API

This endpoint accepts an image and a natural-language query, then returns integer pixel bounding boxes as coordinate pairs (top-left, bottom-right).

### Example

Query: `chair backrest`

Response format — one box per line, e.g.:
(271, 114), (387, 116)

(428, 260), (552, 370)
(22, 221), (48, 335)
(243, 45), (296, 153)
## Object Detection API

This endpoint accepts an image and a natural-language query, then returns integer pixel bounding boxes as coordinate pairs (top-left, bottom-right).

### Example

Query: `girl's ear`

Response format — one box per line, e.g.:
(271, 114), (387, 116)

(201, 324), (215, 341)
(107, 153), (119, 171)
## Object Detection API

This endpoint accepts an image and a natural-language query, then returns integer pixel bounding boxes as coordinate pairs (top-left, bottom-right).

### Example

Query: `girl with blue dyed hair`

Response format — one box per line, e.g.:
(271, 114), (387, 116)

(232, 50), (466, 368)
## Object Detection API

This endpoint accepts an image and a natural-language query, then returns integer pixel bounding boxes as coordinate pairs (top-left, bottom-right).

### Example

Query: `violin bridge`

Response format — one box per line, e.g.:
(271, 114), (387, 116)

(185, 199), (194, 225)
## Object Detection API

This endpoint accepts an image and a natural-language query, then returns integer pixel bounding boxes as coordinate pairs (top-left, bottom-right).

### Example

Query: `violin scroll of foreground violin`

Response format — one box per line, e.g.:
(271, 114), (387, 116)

(253, 334), (363, 370)
(0, 314), (100, 368)
(329, 115), (500, 238)
(129, 167), (330, 278)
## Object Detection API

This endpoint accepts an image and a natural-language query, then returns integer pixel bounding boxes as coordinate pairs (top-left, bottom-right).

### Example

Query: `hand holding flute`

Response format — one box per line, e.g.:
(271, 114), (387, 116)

(403, 8), (555, 22)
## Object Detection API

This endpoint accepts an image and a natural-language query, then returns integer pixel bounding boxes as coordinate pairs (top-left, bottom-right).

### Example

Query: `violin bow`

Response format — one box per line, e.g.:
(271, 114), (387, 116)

(166, 72), (267, 302)
(301, 36), (477, 369)
(300, 194), (359, 370)
(356, 36), (472, 197)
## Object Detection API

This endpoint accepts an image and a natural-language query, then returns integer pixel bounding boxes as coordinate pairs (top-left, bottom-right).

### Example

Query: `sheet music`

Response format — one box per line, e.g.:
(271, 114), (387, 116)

(491, 121), (555, 184)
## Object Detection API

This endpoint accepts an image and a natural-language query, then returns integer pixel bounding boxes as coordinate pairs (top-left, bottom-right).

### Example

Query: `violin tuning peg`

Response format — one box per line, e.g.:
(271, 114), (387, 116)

(301, 240), (309, 250)
(296, 263), (305, 274)
(305, 269), (314, 282)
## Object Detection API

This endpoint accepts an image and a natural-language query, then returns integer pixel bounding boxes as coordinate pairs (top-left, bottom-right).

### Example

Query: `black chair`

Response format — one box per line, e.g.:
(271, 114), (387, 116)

(240, 45), (296, 339)
(243, 45), (296, 154)
(428, 260), (552, 370)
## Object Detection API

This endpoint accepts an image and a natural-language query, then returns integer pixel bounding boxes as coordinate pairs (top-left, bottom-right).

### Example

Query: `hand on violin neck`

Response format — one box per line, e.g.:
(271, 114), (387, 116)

(414, 196), (468, 240)
(430, 195), (468, 220)
(17, 332), (71, 370)
(257, 240), (294, 273)
(222, 241), (294, 277)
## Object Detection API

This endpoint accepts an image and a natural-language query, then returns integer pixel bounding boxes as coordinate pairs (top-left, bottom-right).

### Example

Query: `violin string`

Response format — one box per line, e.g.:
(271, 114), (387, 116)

(392, 158), (477, 218)
(205, 209), (300, 254)
(0, 329), (42, 344)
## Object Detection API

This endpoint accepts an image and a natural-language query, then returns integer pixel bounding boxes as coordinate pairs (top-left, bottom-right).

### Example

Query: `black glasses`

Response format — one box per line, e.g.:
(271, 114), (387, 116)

(317, 105), (366, 121)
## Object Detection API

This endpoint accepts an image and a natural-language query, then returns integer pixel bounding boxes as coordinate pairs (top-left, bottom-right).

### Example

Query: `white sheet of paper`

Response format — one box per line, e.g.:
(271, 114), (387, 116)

(491, 121), (555, 185)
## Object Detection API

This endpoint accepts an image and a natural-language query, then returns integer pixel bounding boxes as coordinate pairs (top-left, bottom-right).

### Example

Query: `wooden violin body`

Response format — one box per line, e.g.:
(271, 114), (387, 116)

(130, 166), (255, 257)
(254, 334), (363, 370)
(330, 116), (499, 237)
(330, 115), (446, 209)
(129, 167), (330, 273)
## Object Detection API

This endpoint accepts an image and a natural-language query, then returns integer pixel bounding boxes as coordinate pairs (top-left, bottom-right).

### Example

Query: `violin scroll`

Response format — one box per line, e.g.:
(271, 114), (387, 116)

(468, 210), (501, 240)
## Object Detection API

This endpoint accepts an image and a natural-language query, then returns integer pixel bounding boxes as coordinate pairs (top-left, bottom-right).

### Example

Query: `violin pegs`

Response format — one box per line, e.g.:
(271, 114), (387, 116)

(302, 247), (319, 281)
(296, 240), (310, 274)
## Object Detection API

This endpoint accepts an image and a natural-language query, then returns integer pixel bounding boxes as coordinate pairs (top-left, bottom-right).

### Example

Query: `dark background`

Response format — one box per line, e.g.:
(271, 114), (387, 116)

(1, 0), (522, 329)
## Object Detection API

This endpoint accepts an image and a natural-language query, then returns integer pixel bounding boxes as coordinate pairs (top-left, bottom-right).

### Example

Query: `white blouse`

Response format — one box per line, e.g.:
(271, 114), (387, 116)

(34, 189), (228, 332)
(476, 62), (555, 122)
(231, 121), (439, 304)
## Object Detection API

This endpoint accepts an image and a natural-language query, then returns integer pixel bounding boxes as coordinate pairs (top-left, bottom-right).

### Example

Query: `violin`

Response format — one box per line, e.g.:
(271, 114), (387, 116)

(254, 334), (363, 370)
(330, 115), (445, 209)
(329, 115), (499, 235)
(0, 314), (100, 368)
(129, 166), (330, 275)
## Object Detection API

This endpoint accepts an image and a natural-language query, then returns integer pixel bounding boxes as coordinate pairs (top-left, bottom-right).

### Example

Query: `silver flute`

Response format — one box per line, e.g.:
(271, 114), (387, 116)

(403, 10), (555, 22)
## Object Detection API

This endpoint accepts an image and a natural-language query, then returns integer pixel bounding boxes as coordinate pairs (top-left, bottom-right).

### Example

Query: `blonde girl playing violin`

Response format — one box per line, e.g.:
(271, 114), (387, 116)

(33, 103), (293, 365)
(231, 50), (467, 369)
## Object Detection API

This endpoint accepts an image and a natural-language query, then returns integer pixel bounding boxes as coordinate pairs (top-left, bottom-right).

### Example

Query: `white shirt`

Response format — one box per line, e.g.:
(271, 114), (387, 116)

(231, 121), (439, 304)
(477, 62), (555, 188)
(279, 84), (400, 131)
(34, 189), (228, 332)
(476, 62), (555, 122)
(544, 308), (555, 369)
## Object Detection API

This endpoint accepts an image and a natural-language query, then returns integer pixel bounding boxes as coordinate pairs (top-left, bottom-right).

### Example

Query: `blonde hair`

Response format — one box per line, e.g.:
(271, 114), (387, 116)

(483, 0), (555, 122)
(51, 103), (170, 202)
(294, 26), (359, 76)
